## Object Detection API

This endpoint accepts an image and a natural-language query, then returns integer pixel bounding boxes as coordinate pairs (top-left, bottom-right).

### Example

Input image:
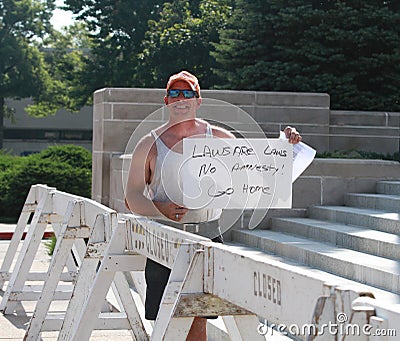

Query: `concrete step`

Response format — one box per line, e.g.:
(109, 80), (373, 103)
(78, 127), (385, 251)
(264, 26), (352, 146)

(344, 192), (400, 211)
(377, 180), (400, 195)
(232, 229), (400, 294)
(270, 217), (400, 260)
(308, 205), (400, 235)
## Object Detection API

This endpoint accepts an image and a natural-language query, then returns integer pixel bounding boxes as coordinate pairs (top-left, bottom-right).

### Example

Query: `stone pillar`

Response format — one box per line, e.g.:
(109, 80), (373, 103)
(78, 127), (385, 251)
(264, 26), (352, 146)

(92, 88), (165, 205)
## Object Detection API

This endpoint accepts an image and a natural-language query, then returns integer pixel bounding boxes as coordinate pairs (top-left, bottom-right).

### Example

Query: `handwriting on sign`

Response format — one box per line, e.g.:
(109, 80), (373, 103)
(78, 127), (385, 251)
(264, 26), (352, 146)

(233, 145), (255, 156)
(231, 163), (279, 175)
(183, 138), (293, 209)
(207, 184), (234, 198)
(242, 184), (271, 194)
(198, 163), (216, 177)
(192, 145), (231, 158)
(263, 145), (288, 157)
(192, 145), (256, 158)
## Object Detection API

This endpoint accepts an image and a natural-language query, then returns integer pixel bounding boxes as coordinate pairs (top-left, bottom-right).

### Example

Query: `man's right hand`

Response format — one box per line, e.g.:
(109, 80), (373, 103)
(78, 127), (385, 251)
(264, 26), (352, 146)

(154, 201), (188, 222)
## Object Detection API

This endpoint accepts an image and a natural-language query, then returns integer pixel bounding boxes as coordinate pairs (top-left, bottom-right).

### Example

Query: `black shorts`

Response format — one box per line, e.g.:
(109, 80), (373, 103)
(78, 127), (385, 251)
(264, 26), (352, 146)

(144, 235), (223, 320)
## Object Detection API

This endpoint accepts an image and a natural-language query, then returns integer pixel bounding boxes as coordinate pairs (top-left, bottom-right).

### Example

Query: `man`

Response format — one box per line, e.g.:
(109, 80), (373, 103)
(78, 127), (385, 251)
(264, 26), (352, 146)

(125, 70), (301, 340)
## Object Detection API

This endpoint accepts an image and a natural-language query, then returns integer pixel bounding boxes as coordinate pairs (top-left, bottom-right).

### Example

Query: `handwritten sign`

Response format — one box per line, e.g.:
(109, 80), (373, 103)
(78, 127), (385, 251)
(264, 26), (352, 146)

(182, 138), (293, 209)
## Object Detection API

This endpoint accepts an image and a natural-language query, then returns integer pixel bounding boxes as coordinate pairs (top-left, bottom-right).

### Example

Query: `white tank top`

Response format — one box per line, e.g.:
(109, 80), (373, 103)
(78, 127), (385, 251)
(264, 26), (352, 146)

(148, 124), (221, 223)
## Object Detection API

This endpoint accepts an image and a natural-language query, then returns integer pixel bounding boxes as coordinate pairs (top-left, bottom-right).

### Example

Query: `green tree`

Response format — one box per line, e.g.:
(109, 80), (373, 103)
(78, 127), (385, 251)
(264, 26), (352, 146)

(213, 0), (400, 111)
(63, 0), (168, 93)
(138, 0), (232, 88)
(27, 22), (91, 114)
(0, 0), (55, 148)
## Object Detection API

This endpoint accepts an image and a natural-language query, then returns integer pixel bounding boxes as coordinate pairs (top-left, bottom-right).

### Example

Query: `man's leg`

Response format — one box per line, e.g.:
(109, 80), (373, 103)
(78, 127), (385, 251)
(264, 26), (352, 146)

(144, 258), (170, 320)
(187, 317), (207, 341)
(145, 234), (223, 338)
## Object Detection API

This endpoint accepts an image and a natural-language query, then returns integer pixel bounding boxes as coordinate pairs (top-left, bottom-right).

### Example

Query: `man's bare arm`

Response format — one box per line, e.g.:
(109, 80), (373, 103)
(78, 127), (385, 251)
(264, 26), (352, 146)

(125, 135), (160, 216)
(125, 135), (188, 221)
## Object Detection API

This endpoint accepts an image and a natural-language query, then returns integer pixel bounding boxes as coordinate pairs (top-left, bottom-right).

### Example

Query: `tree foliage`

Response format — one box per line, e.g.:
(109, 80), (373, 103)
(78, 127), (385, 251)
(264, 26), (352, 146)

(3, 0), (399, 125)
(212, 0), (400, 111)
(63, 0), (167, 91)
(62, 0), (232, 91)
(0, 0), (55, 147)
(137, 0), (232, 88)
(27, 22), (90, 115)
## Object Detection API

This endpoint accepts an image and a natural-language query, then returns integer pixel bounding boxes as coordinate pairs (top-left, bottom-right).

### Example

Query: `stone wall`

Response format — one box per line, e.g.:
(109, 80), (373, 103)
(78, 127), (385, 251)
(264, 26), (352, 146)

(329, 110), (399, 154)
(92, 87), (399, 208)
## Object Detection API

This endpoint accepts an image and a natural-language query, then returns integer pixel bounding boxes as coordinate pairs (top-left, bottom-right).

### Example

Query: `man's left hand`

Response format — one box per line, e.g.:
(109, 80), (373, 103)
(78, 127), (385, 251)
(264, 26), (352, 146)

(284, 126), (302, 144)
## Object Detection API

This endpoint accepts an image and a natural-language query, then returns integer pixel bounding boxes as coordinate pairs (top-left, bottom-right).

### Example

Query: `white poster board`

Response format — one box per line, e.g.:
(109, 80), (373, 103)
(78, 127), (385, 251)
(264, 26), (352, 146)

(182, 138), (293, 209)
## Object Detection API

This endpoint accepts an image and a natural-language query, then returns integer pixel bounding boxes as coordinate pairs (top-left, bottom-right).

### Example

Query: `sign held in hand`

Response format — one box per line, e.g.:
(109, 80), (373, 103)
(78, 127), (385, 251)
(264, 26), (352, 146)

(182, 138), (293, 209)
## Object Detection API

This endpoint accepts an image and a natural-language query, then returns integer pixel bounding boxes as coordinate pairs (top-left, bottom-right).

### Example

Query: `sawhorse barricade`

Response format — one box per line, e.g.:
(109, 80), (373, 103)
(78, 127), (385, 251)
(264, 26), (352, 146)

(0, 185), (148, 340)
(43, 212), (400, 340)
(0, 184), (86, 314)
(23, 200), (150, 340)
(51, 214), (261, 341)
(2, 185), (399, 340)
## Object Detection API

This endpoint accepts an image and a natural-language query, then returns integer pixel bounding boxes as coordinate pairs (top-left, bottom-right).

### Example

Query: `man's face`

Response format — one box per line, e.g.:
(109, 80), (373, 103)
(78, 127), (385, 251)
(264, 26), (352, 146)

(164, 80), (201, 117)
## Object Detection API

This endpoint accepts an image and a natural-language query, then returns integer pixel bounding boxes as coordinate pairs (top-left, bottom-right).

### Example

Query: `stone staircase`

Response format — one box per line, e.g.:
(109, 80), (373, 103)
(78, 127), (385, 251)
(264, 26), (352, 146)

(231, 180), (400, 299)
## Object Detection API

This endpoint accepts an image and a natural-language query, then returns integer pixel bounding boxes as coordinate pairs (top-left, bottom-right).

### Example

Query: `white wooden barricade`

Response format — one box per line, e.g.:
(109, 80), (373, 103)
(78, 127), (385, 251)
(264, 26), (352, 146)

(3, 186), (399, 340)
(54, 215), (258, 341)
(16, 186), (149, 340)
(50, 212), (400, 340)
(0, 184), (147, 340)
(0, 184), (85, 314)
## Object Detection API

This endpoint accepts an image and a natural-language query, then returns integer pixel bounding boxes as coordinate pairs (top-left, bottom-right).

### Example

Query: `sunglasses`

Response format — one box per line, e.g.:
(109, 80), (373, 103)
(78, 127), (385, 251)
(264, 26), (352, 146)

(167, 89), (199, 98)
